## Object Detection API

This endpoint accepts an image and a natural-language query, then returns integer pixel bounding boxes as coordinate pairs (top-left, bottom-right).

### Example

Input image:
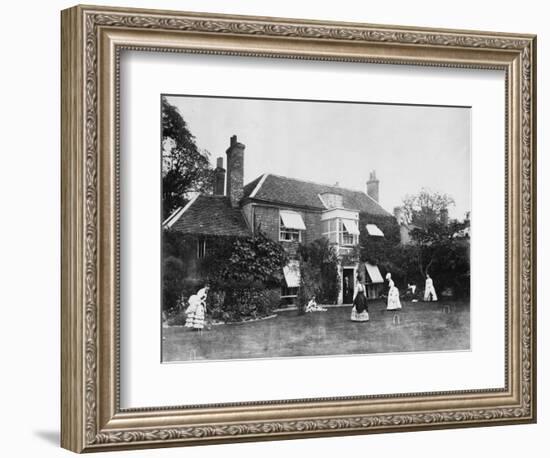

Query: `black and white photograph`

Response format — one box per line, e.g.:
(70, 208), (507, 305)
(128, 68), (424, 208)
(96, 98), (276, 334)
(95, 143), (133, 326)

(160, 94), (471, 363)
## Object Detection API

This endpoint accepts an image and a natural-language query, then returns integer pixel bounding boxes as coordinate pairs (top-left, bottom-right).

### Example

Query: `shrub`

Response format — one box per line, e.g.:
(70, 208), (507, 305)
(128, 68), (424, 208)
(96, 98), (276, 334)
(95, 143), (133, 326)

(162, 229), (287, 321)
(162, 256), (186, 312)
(296, 261), (321, 315)
(223, 232), (288, 287)
(165, 308), (188, 326)
(206, 289), (226, 321)
(298, 238), (340, 304)
(216, 286), (280, 322)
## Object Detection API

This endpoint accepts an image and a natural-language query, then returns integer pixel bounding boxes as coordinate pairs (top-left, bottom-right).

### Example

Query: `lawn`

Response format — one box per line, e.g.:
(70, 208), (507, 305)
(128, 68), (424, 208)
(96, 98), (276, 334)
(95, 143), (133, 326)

(162, 299), (470, 362)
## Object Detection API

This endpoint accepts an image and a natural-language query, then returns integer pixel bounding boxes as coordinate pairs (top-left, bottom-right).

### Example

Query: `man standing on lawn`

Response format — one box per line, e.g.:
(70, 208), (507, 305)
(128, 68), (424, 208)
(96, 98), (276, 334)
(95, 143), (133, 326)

(424, 274), (438, 301)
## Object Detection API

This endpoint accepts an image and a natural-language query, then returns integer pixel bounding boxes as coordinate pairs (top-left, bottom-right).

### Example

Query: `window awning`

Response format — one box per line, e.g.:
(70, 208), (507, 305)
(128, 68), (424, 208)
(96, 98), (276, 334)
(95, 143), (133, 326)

(280, 210), (306, 230)
(342, 219), (360, 235)
(365, 263), (384, 284)
(366, 224), (384, 237)
(283, 260), (301, 288)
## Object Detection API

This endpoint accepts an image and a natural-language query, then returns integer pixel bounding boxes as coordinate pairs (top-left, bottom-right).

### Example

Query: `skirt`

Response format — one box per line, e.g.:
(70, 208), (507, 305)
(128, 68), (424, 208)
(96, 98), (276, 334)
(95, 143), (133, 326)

(353, 292), (368, 313)
(351, 306), (369, 322)
(351, 293), (369, 321)
(185, 304), (205, 329)
(386, 286), (402, 310)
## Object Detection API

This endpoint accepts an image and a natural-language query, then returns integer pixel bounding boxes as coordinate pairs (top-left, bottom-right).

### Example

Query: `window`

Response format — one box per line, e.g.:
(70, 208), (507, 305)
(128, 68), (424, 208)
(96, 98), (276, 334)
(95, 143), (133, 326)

(197, 238), (206, 258)
(279, 210), (305, 242)
(322, 218), (338, 243)
(281, 286), (299, 298)
(280, 223), (301, 242)
(322, 218), (359, 246)
(339, 220), (355, 246)
(340, 220), (359, 246)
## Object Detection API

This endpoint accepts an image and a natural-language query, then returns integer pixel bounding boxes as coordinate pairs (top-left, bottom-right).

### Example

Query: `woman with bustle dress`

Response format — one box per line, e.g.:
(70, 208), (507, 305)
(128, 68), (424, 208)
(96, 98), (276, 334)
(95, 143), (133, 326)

(350, 276), (369, 322)
(185, 285), (209, 332)
(385, 273), (402, 310)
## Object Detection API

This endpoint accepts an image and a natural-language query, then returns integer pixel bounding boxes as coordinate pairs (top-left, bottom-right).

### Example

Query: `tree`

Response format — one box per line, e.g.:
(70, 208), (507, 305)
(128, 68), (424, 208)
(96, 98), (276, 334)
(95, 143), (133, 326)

(161, 96), (215, 219)
(403, 189), (470, 297)
(298, 238), (340, 304)
(409, 219), (470, 276)
(402, 188), (455, 230)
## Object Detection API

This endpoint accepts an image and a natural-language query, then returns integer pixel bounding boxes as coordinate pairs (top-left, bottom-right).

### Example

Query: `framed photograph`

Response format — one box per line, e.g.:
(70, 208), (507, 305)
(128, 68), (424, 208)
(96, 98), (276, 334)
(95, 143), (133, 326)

(61, 4), (537, 453)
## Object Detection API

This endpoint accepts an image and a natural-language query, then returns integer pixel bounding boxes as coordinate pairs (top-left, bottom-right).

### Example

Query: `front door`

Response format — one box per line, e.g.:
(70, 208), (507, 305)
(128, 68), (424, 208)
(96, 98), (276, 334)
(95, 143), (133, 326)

(342, 268), (355, 304)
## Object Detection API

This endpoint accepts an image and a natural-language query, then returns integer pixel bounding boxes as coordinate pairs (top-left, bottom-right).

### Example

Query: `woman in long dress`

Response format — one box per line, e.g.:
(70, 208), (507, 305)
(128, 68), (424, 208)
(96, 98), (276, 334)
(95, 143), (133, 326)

(351, 277), (369, 322)
(385, 273), (402, 310)
(185, 285), (209, 332)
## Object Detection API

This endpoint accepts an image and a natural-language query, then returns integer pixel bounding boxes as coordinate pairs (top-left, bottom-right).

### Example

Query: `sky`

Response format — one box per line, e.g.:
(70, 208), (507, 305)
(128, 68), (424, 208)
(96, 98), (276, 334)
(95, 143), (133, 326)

(165, 95), (471, 219)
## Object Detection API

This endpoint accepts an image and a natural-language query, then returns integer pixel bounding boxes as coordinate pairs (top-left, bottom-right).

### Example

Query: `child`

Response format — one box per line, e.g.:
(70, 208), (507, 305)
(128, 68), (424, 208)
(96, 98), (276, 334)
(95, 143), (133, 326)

(306, 295), (327, 312)
(407, 283), (419, 302)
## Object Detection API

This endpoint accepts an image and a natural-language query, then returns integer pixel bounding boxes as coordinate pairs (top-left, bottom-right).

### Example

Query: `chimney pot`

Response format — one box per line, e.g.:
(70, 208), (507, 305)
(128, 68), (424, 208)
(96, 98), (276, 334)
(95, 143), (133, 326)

(214, 157), (226, 196)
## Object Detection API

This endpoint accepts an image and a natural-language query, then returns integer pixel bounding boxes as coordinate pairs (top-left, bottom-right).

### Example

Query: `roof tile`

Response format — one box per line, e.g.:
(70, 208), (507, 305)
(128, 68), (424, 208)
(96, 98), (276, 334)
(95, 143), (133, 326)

(243, 174), (391, 216)
(169, 195), (250, 237)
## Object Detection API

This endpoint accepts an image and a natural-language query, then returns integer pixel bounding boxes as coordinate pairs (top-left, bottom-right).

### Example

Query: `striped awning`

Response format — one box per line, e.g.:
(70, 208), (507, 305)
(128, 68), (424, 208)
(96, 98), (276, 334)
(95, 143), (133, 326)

(342, 219), (360, 235)
(366, 224), (384, 237)
(365, 263), (384, 284)
(280, 210), (306, 230)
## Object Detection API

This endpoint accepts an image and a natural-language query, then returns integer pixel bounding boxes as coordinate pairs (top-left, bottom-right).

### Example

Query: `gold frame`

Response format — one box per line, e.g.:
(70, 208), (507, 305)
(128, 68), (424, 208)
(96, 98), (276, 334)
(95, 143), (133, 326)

(61, 4), (537, 453)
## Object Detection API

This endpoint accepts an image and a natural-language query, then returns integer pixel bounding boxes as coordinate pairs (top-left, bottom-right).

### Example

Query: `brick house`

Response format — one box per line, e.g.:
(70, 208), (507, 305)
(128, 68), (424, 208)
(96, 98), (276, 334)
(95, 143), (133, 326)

(164, 135), (391, 304)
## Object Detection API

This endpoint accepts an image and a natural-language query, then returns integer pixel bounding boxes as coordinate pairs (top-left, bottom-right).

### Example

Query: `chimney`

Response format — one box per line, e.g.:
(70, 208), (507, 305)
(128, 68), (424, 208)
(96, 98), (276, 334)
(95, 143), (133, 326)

(366, 170), (379, 202)
(214, 157), (225, 196)
(226, 135), (245, 207)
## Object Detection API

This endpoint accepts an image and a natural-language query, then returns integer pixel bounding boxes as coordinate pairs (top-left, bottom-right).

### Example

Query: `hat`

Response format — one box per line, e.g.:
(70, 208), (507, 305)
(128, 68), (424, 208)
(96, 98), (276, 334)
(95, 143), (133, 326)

(385, 272), (392, 280)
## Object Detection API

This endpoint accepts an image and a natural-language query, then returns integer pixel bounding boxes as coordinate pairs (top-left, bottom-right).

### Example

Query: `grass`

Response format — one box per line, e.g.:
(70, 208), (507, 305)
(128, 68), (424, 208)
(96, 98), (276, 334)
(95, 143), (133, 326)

(162, 299), (470, 362)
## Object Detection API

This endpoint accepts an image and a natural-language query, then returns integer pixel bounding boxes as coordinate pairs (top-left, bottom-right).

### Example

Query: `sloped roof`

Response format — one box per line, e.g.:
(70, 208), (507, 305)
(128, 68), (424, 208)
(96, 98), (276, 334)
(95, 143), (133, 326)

(243, 174), (391, 216)
(242, 175), (263, 200)
(166, 195), (250, 237)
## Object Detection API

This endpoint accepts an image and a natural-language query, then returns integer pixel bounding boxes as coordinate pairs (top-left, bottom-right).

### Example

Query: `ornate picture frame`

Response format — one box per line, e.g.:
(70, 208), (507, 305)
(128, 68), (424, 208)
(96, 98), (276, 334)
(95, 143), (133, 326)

(61, 4), (536, 453)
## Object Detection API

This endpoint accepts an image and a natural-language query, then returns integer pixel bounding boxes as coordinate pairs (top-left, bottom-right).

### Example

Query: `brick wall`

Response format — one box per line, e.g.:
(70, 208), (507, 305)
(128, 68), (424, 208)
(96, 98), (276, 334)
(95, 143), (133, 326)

(252, 205), (279, 241)
(251, 204), (323, 256)
(303, 211), (322, 243)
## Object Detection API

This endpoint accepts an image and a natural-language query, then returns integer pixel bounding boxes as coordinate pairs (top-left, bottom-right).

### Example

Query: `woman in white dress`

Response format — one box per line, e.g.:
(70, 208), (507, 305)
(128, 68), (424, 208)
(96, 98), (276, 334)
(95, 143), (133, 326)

(385, 273), (402, 310)
(423, 274), (438, 301)
(351, 276), (369, 322)
(185, 285), (209, 332)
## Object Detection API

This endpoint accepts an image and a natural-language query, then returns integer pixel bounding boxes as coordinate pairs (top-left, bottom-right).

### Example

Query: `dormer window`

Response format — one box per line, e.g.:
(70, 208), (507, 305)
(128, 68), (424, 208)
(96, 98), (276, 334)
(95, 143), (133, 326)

(279, 210), (306, 242)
